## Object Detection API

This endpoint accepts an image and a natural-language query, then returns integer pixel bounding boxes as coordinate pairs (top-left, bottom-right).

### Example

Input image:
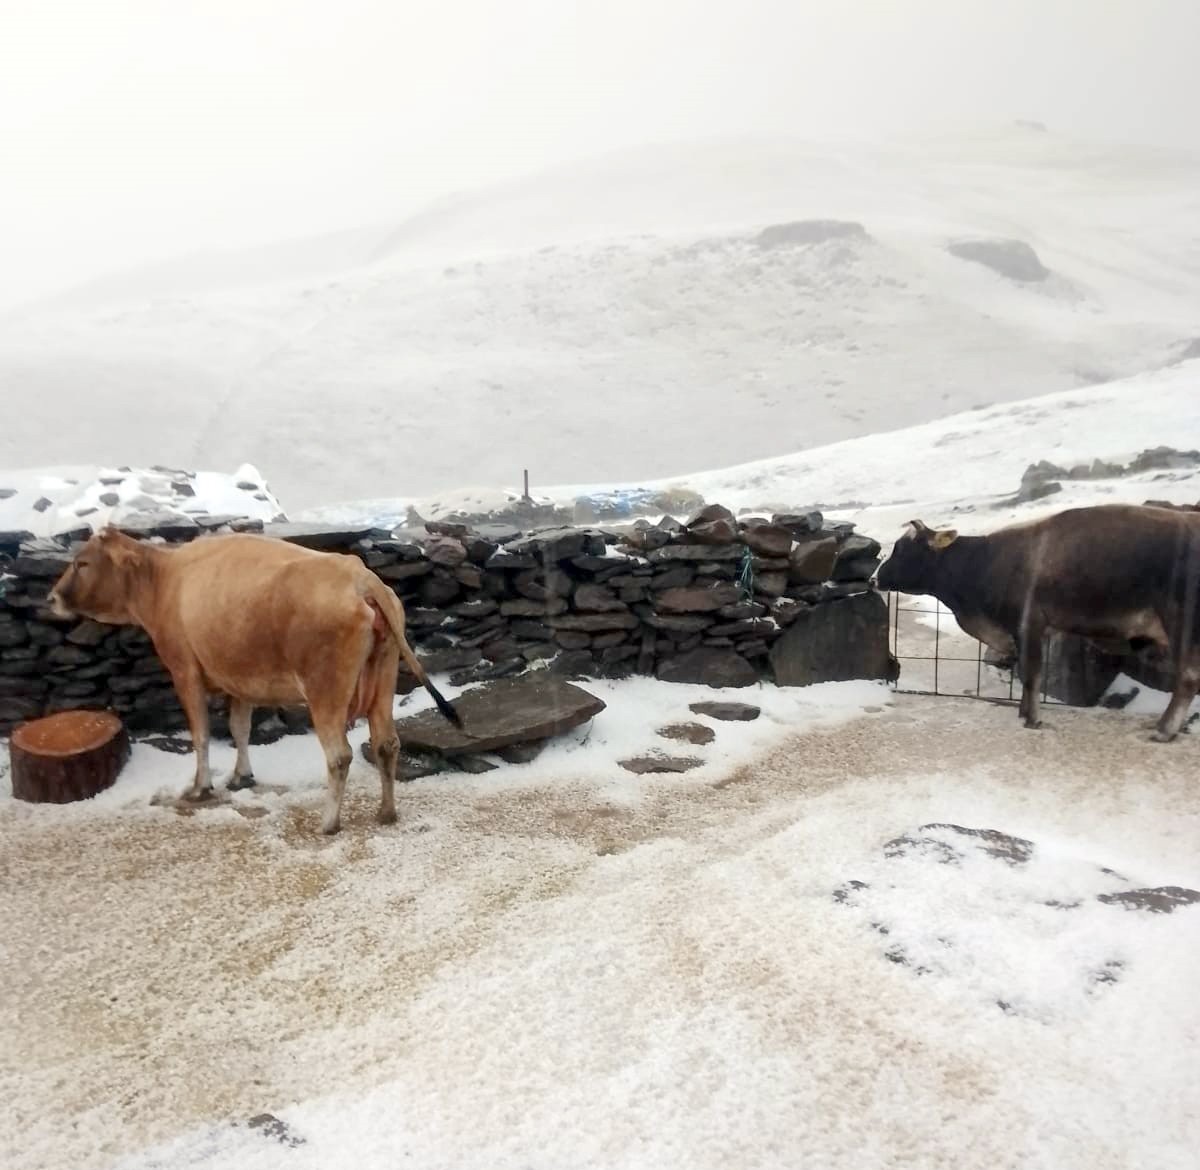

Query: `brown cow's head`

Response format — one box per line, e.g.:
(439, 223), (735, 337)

(873, 520), (958, 594)
(49, 528), (147, 625)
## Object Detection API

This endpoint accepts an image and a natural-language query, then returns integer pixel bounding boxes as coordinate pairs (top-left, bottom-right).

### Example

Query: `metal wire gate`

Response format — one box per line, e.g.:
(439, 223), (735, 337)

(883, 591), (1063, 708)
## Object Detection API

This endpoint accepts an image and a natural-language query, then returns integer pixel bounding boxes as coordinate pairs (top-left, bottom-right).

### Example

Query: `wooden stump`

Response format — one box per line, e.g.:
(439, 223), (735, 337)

(11, 710), (130, 804)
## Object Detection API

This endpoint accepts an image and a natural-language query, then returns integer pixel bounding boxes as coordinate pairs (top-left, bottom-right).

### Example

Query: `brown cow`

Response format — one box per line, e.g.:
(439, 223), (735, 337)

(874, 504), (1200, 738)
(49, 528), (461, 833)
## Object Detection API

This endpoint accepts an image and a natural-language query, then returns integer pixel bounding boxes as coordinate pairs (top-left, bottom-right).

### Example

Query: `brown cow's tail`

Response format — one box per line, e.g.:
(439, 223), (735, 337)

(367, 582), (463, 729)
(397, 634), (464, 729)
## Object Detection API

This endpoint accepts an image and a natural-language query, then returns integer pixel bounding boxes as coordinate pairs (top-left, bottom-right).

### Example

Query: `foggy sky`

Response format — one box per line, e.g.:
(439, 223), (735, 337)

(3, 0), (1198, 308)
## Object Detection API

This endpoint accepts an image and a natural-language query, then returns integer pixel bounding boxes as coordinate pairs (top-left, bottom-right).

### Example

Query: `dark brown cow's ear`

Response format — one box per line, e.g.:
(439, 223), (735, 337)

(931, 529), (958, 550)
(907, 519), (929, 537)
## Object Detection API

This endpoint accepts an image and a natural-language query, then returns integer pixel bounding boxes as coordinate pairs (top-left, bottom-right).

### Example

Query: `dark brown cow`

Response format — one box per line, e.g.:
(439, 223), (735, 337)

(49, 528), (461, 833)
(874, 504), (1200, 738)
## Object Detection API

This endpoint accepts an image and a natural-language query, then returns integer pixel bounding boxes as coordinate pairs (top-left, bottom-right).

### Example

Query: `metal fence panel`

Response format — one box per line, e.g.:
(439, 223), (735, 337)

(884, 592), (1061, 708)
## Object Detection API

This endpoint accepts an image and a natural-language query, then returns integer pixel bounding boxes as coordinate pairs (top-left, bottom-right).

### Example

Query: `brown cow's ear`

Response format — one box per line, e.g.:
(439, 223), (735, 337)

(931, 529), (959, 550)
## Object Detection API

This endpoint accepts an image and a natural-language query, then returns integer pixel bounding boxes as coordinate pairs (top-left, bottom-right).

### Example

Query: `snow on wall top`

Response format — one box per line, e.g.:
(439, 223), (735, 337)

(0, 462), (285, 538)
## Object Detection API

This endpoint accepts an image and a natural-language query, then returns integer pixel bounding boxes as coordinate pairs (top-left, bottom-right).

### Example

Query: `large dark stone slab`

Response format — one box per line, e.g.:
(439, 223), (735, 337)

(376, 561), (433, 581)
(13, 540), (75, 578)
(572, 584), (628, 613)
(515, 566), (574, 599)
(1042, 633), (1123, 707)
(548, 613), (639, 632)
(501, 597), (569, 618)
(262, 522), (388, 549)
(684, 504), (737, 545)
(425, 534), (467, 567)
(647, 544), (742, 563)
(510, 528), (606, 562)
(117, 512), (203, 541)
(485, 549), (538, 570)
(740, 522), (793, 557)
(787, 537), (838, 585)
(655, 583), (740, 613)
(394, 674), (605, 755)
(656, 647), (758, 688)
(638, 610), (713, 634)
(414, 646), (483, 675)
(689, 701), (760, 721)
(769, 591), (891, 686)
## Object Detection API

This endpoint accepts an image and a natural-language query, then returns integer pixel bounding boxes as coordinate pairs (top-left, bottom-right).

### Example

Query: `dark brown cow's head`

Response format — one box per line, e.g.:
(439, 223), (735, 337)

(49, 528), (146, 625)
(873, 520), (958, 593)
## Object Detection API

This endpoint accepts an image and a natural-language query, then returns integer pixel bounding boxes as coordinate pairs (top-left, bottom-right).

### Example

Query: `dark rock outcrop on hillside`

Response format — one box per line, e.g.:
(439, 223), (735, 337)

(946, 237), (1050, 283)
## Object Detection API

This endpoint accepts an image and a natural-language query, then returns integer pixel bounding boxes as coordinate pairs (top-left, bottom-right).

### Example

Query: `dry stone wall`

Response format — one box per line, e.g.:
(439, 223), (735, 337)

(0, 505), (893, 737)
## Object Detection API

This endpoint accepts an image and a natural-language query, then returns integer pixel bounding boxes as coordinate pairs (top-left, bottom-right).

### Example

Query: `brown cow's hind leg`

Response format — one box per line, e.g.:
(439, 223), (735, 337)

(307, 615), (375, 834)
(311, 710), (353, 835)
(368, 688), (400, 825)
(226, 698), (256, 789)
(310, 677), (357, 834)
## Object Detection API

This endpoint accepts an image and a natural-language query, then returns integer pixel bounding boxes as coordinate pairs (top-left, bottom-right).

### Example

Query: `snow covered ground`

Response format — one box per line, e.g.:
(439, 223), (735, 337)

(1, 683), (1197, 1170)
(3, 129), (1200, 509)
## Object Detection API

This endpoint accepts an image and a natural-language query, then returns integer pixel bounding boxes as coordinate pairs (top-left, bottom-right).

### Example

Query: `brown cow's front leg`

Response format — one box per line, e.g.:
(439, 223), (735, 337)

(173, 667), (214, 800)
(226, 698), (256, 789)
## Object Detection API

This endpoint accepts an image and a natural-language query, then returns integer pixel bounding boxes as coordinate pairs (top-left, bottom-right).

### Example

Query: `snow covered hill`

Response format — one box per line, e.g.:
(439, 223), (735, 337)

(3, 129), (1199, 510)
(300, 361), (1200, 540)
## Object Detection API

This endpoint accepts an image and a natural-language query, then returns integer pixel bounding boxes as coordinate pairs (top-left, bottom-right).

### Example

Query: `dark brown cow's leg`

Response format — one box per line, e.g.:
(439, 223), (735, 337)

(1017, 623), (1046, 729)
(1153, 657), (1199, 742)
(226, 698), (256, 789)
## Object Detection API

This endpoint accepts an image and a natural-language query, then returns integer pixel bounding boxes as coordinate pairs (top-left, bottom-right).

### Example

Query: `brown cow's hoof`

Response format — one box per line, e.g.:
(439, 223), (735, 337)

(181, 786), (216, 803)
(1151, 730), (1177, 743)
(226, 773), (256, 791)
(1023, 720), (1044, 731)
(320, 821), (341, 835)
(377, 808), (398, 826)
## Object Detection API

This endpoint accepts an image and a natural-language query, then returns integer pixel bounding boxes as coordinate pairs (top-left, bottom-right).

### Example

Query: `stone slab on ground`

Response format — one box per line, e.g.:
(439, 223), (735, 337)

(394, 674), (605, 756)
(656, 647), (758, 688)
(657, 722), (716, 746)
(619, 754), (704, 775)
(688, 701), (761, 722)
